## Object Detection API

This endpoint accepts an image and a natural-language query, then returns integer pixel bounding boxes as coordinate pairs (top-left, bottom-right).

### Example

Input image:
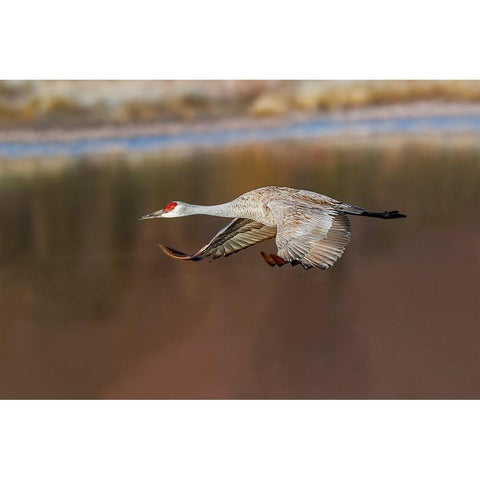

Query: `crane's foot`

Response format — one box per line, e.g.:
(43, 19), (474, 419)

(260, 252), (289, 267)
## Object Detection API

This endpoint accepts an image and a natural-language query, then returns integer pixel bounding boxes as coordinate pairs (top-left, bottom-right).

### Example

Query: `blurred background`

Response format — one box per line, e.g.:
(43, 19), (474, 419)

(0, 80), (479, 399)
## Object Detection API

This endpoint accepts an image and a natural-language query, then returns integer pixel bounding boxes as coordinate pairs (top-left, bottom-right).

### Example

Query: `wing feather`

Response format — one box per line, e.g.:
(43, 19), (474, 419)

(268, 201), (351, 270)
(159, 217), (277, 261)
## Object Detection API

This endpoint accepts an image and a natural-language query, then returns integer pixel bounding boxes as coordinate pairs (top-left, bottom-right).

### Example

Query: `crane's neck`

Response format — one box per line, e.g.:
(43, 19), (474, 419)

(182, 200), (242, 218)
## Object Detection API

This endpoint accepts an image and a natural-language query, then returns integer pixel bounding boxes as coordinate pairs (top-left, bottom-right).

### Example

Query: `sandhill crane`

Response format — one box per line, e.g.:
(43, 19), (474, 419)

(140, 186), (406, 270)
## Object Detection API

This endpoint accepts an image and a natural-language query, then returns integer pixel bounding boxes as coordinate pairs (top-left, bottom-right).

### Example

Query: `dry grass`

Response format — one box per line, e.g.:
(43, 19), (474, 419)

(251, 81), (480, 115)
(1, 80), (480, 128)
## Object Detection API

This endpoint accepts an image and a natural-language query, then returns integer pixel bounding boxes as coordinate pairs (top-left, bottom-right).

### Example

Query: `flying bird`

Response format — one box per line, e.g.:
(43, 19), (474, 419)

(140, 186), (406, 270)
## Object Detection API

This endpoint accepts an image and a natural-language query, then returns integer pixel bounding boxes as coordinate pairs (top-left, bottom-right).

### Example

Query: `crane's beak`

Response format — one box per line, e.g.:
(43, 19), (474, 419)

(139, 209), (164, 220)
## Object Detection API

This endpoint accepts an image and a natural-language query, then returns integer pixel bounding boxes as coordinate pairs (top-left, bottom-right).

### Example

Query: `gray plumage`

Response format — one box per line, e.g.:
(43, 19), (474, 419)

(140, 186), (406, 270)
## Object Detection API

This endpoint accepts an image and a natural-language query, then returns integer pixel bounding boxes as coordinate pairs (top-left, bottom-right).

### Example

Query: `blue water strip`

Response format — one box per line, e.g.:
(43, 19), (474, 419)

(1, 114), (480, 159)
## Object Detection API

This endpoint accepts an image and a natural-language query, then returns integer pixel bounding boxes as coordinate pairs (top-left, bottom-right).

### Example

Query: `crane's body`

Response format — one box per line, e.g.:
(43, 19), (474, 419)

(140, 186), (406, 270)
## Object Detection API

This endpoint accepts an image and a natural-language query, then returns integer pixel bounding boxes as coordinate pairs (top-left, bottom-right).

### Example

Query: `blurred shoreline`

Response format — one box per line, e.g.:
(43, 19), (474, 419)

(2, 100), (480, 143)
(2, 80), (480, 160)
(2, 101), (480, 160)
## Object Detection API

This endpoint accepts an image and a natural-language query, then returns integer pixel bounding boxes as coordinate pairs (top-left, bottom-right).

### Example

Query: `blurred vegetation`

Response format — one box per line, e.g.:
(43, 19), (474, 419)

(1, 80), (480, 129)
(274, 80), (480, 113)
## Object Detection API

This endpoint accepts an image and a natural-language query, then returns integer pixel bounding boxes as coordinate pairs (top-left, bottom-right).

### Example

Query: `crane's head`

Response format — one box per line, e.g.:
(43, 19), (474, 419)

(139, 201), (188, 220)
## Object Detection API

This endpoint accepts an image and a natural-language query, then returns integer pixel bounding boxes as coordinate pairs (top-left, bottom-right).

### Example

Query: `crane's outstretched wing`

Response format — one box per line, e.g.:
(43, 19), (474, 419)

(159, 217), (277, 261)
(267, 201), (351, 270)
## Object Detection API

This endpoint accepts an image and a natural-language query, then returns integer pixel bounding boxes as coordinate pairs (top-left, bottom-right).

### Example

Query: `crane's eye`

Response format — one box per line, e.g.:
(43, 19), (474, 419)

(164, 202), (177, 212)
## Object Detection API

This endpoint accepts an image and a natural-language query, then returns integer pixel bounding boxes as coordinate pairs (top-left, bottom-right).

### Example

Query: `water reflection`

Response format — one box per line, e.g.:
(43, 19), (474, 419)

(0, 140), (479, 398)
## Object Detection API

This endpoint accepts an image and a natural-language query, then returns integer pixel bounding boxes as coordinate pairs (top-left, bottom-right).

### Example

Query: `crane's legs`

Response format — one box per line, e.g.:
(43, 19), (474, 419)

(260, 252), (297, 267)
(261, 251), (286, 266)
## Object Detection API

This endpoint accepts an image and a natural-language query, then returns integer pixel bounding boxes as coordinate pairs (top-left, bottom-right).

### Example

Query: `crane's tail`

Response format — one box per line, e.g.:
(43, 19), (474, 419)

(360, 210), (406, 219)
